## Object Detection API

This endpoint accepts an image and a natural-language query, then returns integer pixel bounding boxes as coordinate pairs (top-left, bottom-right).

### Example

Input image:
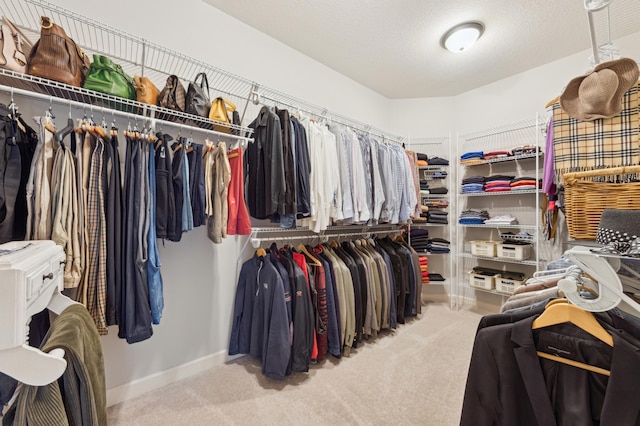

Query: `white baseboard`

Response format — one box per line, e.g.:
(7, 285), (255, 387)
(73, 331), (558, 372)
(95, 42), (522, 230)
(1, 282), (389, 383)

(106, 350), (243, 407)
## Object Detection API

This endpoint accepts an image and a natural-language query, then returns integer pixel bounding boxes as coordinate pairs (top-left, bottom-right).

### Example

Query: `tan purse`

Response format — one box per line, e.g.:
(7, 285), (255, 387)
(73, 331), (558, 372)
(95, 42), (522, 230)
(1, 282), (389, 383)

(27, 16), (90, 87)
(209, 97), (236, 133)
(0, 16), (32, 73)
(134, 75), (159, 105)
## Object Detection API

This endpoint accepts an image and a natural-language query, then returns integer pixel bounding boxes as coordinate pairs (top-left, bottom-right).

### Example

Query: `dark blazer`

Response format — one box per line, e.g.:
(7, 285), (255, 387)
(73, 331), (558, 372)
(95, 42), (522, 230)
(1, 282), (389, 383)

(460, 315), (640, 426)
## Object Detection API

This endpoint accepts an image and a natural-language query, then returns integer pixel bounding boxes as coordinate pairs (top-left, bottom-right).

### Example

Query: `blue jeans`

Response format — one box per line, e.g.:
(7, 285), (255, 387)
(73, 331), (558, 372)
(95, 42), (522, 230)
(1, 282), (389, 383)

(147, 144), (164, 324)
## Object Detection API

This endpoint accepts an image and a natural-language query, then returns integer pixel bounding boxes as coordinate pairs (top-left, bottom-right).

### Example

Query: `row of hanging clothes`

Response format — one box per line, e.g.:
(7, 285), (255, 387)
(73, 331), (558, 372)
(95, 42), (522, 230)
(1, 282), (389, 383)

(246, 106), (421, 232)
(0, 100), (252, 343)
(229, 234), (424, 380)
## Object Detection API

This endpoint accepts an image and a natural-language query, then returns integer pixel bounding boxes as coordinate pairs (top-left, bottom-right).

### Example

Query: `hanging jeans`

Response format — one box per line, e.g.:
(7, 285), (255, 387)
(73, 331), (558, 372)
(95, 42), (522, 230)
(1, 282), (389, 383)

(147, 141), (164, 325)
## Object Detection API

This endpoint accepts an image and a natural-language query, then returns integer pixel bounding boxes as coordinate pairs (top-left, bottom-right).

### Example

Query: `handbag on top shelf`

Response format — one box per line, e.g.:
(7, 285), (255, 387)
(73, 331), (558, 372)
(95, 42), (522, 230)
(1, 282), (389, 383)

(26, 16), (90, 87)
(185, 72), (211, 118)
(83, 54), (136, 100)
(134, 75), (160, 105)
(0, 16), (33, 73)
(209, 97), (236, 133)
(158, 74), (187, 118)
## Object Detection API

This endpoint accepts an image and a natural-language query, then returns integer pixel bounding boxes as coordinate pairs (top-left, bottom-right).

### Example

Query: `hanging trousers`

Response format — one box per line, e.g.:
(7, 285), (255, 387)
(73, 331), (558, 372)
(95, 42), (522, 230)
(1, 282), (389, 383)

(119, 135), (153, 343)
(147, 140), (164, 325)
(0, 111), (21, 244)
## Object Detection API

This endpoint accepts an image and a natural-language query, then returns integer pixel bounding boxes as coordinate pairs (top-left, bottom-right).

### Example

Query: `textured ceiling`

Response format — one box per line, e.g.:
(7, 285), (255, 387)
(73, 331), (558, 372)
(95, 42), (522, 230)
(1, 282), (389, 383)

(202, 0), (640, 99)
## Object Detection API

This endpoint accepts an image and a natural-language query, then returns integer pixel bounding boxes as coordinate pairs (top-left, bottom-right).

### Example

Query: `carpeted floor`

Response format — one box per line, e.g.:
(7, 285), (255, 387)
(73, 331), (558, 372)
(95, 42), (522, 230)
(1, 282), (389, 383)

(107, 302), (487, 425)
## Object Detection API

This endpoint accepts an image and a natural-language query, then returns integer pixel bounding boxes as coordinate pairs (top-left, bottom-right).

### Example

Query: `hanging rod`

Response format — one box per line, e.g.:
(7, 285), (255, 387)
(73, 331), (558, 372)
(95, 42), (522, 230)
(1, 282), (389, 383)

(250, 227), (401, 249)
(251, 89), (404, 145)
(0, 84), (254, 144)
(251, 227), (402, 248)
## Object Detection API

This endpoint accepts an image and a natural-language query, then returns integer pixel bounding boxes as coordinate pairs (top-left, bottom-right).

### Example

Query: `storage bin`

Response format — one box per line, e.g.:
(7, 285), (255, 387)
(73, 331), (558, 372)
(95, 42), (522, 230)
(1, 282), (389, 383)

(469, 272), (498, 290)
(496, 276), (525, 294)
(497, 243), (532, 260)
(471, 240), (497, 257)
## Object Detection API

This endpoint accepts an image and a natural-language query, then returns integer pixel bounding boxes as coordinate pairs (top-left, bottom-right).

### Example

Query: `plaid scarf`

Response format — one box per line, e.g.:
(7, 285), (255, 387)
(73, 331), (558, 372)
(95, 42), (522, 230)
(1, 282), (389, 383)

(552, 82), (640, 186)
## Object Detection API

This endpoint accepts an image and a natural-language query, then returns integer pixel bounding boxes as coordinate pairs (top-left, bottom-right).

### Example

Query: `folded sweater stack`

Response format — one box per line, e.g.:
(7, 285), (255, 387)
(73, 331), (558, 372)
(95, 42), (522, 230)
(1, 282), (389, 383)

(460, 151), (484, 165)
(484, 175), (515, 192)
(459, 209), (490, 225)
(510, 177), (540, 191)
(409, 229), (430, 252)
(461, 176), (485, 193)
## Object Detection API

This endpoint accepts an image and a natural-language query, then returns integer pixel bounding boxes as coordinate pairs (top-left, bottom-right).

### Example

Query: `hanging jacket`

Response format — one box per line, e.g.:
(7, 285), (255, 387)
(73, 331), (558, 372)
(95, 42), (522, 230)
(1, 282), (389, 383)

(278, 248), (315, 372)
(246, 107), (285, 219)
(229, 254), (291, 380)
(292, 117), (311, 218)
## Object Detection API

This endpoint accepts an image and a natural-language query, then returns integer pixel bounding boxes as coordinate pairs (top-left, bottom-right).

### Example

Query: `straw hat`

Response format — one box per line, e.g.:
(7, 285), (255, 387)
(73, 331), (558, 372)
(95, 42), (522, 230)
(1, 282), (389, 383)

(559, 58), (639, 121)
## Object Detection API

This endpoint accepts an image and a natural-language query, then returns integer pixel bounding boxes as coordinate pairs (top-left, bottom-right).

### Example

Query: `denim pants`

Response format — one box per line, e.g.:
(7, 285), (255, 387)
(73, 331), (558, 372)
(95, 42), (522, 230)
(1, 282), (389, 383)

(147, 141), (164, 324)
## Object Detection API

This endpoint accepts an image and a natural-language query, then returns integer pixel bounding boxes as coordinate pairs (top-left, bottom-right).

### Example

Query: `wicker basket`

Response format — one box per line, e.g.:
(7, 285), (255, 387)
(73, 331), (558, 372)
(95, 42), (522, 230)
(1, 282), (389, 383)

(563, 165), (640, 240)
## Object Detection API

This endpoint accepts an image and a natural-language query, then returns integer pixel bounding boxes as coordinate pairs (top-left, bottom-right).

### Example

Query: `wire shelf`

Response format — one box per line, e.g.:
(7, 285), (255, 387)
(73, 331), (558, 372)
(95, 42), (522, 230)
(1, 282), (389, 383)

(459, 224), (539, 230)
(0, 69), (252, 136)
(418, 165), (450, 170)
(460, 189), (541, 197)
(499, 232), (535, 243)
(460, 152), (543, 167)
(460, 252), (540, 266)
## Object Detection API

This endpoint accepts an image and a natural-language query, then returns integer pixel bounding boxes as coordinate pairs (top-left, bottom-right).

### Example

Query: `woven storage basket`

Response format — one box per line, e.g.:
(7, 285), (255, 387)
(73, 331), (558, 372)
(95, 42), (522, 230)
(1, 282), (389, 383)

(563, 165), (640, 240)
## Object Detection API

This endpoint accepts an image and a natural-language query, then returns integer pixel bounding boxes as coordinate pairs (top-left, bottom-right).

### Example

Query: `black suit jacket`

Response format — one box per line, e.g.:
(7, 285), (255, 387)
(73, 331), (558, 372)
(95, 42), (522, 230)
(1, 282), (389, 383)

(460, 315), (640, 426)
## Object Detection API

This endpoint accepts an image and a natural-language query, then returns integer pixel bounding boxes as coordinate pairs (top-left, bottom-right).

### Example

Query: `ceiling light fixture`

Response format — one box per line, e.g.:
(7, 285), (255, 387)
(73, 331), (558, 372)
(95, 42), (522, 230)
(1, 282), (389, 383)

(440, 21), (485, 53)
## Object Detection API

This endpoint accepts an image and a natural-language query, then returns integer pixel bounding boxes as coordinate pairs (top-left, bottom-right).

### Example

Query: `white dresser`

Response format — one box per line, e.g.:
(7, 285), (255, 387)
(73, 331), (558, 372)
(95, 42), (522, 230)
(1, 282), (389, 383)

(0, 240), (70, 386)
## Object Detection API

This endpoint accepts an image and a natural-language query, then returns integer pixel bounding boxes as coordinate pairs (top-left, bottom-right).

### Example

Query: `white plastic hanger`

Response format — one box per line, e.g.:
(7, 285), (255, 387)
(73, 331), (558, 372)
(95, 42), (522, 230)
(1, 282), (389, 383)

(0, 283), (80, 386)
(557, 245), (640, 314)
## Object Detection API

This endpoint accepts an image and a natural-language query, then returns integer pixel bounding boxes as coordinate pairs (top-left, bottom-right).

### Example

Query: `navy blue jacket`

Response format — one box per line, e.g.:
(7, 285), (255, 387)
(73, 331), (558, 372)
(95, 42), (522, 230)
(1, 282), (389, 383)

(229, 255), (291, 380)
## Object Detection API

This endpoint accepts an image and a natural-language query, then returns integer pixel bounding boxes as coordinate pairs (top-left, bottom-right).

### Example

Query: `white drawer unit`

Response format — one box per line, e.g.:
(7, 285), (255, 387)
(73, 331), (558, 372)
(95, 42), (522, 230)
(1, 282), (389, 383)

(0, 240), (76, 386)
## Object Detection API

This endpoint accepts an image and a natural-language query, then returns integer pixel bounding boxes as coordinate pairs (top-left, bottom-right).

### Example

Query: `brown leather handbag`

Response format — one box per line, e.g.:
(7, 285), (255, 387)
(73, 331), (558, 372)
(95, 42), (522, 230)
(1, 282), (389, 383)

(134, 75), (159, 105)
(27, 16), (90, 87)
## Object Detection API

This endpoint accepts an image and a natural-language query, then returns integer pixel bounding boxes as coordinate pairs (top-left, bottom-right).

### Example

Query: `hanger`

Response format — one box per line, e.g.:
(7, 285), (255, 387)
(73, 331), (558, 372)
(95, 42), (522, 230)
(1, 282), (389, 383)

(256, 248), (267, 258)
(545, 96), (560, 108)
(532, 298), (613, 376)
(297, 244), (321, 267)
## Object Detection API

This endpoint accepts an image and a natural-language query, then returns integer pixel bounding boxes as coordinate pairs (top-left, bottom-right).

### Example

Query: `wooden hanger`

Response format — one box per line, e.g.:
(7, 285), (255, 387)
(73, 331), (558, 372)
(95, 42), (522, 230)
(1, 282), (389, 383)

(532, 299), (613, 376)
(545, 96), (560, 108)
(256, 248), (267, 258)
(297, 244), (321, 267)
(330, 240), (339, 249)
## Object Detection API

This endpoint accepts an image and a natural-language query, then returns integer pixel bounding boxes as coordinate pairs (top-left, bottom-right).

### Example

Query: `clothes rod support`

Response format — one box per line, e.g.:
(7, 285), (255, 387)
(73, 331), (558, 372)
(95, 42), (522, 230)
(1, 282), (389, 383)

(0, 83), (254, 144)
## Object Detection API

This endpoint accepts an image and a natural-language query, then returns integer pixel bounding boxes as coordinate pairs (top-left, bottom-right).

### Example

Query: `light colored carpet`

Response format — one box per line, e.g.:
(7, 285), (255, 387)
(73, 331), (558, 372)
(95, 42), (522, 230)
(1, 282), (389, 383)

(107, 302), (487, 425)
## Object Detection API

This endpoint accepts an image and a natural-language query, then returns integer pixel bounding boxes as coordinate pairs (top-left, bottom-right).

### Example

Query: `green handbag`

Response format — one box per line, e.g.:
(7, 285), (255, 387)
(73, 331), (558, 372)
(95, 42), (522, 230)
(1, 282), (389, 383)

(83, 54), (136, 100)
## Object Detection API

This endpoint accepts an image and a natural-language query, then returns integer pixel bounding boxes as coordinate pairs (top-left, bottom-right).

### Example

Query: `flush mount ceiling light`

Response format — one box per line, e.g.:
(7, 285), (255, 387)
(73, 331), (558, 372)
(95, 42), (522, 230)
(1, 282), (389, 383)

(440, 21), (485, 53)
